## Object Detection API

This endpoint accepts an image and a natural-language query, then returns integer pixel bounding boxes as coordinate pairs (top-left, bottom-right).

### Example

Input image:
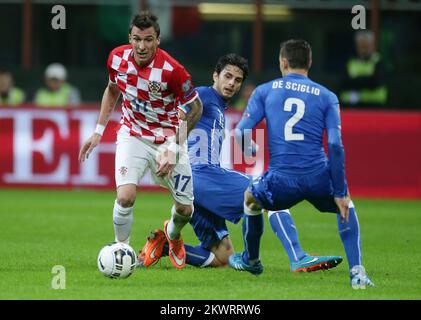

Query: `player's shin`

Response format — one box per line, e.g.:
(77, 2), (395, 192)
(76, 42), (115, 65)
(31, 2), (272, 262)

(242, 204), (264, 265)
(167, 205), (192, 240)
(268, 210), (307, 262)
(113, 200), (134, 244)
(337, 201), (362, 269)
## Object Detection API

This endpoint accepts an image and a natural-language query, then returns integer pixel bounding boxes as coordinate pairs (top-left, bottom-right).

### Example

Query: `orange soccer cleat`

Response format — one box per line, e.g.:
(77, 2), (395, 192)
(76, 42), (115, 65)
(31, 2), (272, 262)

(138, 229), (167, 267)
(163, 220), (186, 269)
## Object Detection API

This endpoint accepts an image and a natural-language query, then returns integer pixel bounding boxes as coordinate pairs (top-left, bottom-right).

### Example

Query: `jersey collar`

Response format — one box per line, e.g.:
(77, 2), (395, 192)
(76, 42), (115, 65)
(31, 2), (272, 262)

(285, 72), (307, 79)
(210, 86), (229, 109)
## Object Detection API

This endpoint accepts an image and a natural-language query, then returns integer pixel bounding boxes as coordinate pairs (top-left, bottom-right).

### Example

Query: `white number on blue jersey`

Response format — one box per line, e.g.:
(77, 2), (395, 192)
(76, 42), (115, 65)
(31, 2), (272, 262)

(284, 98), (305, 141)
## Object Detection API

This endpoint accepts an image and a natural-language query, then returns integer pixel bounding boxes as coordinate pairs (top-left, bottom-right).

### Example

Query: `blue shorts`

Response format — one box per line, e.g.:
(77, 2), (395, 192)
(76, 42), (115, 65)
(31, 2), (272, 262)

(190, 165), (251, 249)
(251, 167), (345, 213)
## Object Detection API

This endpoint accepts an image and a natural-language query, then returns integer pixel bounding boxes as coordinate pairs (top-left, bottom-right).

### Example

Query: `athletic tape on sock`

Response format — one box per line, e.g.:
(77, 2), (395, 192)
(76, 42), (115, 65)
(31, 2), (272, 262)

(267, 209), (290, 219)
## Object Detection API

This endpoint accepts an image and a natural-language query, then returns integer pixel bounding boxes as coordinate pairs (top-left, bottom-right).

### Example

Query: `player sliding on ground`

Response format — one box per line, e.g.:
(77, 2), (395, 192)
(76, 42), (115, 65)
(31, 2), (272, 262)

(229, 40), (374, 289)
(139, 53), (343, 273)
(78, 12), (203, 270)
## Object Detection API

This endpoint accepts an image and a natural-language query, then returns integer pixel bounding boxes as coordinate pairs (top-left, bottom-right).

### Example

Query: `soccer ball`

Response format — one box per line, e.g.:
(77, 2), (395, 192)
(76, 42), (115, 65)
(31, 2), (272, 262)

(97, 242), (137, 279)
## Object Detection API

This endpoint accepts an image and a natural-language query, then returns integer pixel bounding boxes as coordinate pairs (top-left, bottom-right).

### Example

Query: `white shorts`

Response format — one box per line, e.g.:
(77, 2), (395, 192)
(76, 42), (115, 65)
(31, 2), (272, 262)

(115, 126), (194, 205)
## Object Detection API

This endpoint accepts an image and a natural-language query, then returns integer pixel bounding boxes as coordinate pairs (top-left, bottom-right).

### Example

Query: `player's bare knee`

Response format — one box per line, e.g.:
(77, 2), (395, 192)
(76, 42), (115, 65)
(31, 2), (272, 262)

(116, 191), (136, 207)
(116, 196), (135, 208)
(174, 202), (193, 217)
(244, 190), (261, 211)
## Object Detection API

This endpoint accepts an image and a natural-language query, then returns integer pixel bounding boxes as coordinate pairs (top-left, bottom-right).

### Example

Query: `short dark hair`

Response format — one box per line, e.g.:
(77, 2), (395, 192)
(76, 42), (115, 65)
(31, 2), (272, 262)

(279, 39), (312, 70)
(129, 11), (160, 37)
(214, 53), (249, 81)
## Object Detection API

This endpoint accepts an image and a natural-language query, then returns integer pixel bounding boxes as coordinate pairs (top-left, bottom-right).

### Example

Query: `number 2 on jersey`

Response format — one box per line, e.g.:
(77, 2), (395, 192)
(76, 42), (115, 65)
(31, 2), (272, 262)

(284, 98), (305, 141)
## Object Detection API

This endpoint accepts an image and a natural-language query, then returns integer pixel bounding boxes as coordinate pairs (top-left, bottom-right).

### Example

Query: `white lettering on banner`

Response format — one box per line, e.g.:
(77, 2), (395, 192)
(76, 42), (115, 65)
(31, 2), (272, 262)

(0, 108), (266, 188)
(1, 110), (70, 184)
(70, 111), (113, 185)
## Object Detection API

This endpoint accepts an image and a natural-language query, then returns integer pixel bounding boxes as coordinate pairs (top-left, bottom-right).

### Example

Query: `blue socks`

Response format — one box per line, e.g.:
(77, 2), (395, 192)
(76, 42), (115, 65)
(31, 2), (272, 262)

(162, 243), (214, 267)
(242, 212), (264, 265)
(268, 210), (307, 262)
(268, 204), (362, 270)
(337, 201), (362, 269)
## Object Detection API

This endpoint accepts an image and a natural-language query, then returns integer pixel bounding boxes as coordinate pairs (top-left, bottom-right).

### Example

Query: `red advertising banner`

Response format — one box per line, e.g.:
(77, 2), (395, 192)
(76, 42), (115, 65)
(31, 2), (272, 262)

(340, 110), (421, 199)
(1, 106), (420, 198)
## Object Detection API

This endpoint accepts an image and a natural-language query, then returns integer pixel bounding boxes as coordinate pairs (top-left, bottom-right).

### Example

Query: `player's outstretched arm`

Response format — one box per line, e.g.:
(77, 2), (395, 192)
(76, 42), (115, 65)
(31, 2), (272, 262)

(78, 81), (121, 162)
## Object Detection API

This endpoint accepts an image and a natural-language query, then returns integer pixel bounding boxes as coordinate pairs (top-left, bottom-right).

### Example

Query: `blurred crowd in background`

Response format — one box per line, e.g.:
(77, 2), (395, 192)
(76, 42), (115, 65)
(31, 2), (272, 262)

(1, 0), (420, 110)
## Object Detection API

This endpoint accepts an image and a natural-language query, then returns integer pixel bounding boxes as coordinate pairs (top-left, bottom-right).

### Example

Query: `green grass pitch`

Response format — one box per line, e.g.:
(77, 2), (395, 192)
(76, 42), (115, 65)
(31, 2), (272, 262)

(0, 189), (420, 300)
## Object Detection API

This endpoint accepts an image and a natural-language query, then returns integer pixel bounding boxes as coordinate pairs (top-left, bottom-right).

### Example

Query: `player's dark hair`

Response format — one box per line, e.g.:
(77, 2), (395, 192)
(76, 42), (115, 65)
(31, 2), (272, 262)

(129, 11), (160, 37)
(214, 53), (249, 81)
(280, 39), (312, 70)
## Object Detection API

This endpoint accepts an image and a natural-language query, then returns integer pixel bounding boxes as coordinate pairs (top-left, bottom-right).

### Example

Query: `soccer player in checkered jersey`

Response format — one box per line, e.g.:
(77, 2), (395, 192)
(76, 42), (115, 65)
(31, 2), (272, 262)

(78, 12), (203, 269)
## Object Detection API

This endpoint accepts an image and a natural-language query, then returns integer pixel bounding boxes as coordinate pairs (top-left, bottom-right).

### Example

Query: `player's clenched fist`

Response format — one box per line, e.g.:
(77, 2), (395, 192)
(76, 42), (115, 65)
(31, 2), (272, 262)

(334, 196), (350, 223)
(79, 133), (102, 163)
(156, 148), (176, 178)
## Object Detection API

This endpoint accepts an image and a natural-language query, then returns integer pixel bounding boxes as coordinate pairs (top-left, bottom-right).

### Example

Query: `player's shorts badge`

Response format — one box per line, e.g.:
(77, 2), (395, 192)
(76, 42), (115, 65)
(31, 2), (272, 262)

(119, 166), (128, 177)
(148, 81), (161, 94)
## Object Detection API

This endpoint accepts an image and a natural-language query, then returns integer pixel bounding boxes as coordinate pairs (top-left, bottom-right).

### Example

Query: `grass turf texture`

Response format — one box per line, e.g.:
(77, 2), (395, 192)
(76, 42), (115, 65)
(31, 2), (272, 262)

(0, 189), (420, 300)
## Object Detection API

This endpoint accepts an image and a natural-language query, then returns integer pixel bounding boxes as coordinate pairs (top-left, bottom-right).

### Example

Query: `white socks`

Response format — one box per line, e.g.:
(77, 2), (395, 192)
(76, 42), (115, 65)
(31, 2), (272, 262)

(167, 205), (192, 240)
(113, 200), (134, 244)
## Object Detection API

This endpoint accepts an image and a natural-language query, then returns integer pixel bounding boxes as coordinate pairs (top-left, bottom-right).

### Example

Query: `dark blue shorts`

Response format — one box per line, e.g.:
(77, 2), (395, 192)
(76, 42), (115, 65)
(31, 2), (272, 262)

(190, 165), (252, 248)
(190, 204), (230, 249)
(251, 168), (344, 213)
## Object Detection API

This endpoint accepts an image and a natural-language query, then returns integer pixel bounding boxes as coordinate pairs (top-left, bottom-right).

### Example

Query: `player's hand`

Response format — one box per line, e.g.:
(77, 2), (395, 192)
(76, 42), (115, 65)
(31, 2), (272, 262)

(334, 196), (350, 223)
(178, 109), (186, 121)
(245, 140), (259, 157)
(156, 148), (176, 178)
(250, 140), (259, 156)
(78, 133), (102, 163)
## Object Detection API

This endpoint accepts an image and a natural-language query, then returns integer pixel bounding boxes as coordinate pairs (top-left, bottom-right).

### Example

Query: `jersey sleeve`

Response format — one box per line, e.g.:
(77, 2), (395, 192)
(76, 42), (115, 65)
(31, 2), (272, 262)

(325, 92), (347, 198)
(325, 92), (341, 130)
(168, 66), (198, 105)
(242, 86), (265, 126)
(106, 50), (118, 84)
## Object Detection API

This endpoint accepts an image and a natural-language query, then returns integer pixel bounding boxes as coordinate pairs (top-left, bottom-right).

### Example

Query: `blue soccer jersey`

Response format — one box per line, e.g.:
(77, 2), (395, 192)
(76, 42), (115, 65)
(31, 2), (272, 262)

(186, 86), (252, 248)
(188, 86), (226, 166)
(243, 73), (341, 175)
(234, 74), (366, 276)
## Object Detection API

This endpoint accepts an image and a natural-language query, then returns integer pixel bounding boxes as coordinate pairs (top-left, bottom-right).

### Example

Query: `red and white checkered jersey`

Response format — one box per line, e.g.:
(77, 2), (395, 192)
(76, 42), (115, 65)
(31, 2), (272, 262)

(107, 45), (198, 143)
